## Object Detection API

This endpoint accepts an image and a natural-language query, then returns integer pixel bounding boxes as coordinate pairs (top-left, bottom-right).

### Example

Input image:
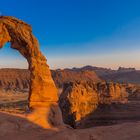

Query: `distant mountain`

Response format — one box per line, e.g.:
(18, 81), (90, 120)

(0, 67), (102, 92)
(67, 65), (115, 76)
(102, 70), (140, 85)
(117, 67), (136, 72)
(69, 65), (140, 85)
(0, 66), (140, 92)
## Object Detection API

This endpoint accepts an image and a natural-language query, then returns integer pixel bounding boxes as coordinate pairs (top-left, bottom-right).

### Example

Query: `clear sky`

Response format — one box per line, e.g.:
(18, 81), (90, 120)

(0, 0), (140, 69)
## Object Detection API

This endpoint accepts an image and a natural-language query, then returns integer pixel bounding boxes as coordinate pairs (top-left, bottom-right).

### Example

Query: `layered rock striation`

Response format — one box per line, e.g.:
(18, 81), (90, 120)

(0, 68), (102, 93)
(0, 69), (30, 92)
(51, 69), (102, 88)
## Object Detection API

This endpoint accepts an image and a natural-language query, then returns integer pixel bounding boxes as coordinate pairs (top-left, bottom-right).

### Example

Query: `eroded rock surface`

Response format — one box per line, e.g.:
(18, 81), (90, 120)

(59, 81), (128, 128)
(52, 69), (102, 88)
(0, 69), (30, 92)
(0, 68), (102, 93)
(0, 16), (63, 128)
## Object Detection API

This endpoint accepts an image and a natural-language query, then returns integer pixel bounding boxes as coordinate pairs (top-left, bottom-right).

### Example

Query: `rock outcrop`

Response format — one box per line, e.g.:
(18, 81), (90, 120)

(67, 65), (140, 85)
(0, 16), (63, 128)
(0, 69), (29, 92)
(118, 67), (136, 72)
(0, 68), (102, 93)
(59, 81), (128, 128)
(52, 69), (102, 88)
(1, 66), (140, 93)
(126, 84), (140, 100)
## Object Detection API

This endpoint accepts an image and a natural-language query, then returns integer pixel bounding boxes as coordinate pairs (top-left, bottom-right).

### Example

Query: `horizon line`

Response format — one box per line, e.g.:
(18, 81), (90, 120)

(0, 65), (139, 71)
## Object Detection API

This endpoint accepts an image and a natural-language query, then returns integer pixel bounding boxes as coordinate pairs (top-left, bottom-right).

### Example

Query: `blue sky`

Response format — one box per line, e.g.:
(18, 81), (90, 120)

(0, 0), (140, 69)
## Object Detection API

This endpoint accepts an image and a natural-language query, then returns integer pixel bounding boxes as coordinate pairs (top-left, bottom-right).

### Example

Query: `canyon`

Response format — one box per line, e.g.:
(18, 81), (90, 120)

(0, 67), (140, 129)
(59, 81), (140, 128)
(0, 16), (140, 140)
(1, 66), (140, 93)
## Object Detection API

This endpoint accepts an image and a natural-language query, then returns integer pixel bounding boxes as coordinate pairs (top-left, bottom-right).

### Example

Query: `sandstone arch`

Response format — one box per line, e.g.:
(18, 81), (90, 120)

(0, 16), (63, 128)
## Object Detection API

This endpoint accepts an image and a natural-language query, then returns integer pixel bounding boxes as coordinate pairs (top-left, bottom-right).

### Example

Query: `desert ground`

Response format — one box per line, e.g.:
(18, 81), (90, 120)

(0, 92), (140, 140)
(0, 67), (140, 139)
(0, 110), (140, 140)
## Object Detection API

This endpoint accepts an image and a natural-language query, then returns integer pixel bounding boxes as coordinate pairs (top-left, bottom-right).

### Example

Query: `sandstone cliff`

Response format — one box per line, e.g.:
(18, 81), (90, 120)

(68, 65), (140, 84)
(0, 68), (102, 92)
(0, 69), (29, 92)
(59, 81), (128, 128)
(51, 69), (102, 88)
(0, 66), (140, 93)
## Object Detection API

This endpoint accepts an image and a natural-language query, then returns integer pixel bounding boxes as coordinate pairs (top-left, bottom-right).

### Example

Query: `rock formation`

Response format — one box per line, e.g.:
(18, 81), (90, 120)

(52, 69), (102, 88)
(126, 84), (140, 100)
(0, 69), (30, 92)
(67, 65), (140, 85)
(59, 81), (128, 128)
(118, 67), (136, 72)
(0, 16), (63, 128)
(1, 66), (140, 93)
(0, 68), (102, 93)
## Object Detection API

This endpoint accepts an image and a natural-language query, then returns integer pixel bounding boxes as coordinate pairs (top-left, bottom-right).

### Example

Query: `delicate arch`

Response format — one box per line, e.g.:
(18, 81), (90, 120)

(0, 16), (63, 128)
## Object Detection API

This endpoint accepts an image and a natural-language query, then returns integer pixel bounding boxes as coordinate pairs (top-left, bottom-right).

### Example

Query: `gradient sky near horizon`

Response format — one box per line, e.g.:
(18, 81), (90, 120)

(0, 0), (140, 69)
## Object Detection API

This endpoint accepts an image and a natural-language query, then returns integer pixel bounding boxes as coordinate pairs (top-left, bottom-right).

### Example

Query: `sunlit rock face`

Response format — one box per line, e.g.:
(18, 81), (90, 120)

(0, 16), (63, 128)
(59, 81), (99, 128)
(59, 81), (128, 128)
(97, 82), (128, 104)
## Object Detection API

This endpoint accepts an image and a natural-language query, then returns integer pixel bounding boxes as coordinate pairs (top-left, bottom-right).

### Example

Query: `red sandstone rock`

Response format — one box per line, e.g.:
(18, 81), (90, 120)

(0, 16), (63, 128)
(59, 81), (128, 128)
